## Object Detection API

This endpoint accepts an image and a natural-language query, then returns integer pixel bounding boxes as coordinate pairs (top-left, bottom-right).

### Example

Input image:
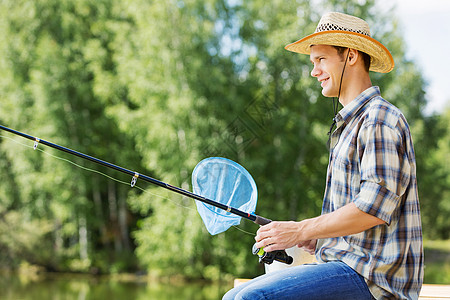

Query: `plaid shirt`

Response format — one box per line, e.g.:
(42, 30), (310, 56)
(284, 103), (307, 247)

(316, 86), (423, 299)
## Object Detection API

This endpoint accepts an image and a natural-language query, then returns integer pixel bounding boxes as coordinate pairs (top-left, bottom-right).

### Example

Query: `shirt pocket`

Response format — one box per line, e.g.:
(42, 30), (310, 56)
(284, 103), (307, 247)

(330, 154), (361, 207)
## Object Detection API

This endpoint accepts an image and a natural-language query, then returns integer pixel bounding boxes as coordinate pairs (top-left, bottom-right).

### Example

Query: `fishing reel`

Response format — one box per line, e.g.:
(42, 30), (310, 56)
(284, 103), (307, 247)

(252, 243), (293, 265)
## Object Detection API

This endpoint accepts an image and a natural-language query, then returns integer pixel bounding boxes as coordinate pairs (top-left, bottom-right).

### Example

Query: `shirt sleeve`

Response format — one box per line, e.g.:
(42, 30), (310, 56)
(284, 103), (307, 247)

(353, 121), (411, 225)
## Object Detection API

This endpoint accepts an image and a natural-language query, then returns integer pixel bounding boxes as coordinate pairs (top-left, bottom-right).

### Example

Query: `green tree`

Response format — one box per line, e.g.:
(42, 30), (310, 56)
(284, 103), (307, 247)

(0, 0), (140, 272)
(414, 108), (450, 239)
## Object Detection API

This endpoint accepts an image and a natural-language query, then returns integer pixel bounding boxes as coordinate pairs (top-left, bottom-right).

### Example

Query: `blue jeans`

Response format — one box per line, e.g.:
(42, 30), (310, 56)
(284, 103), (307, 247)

(222, 261), (375, 300)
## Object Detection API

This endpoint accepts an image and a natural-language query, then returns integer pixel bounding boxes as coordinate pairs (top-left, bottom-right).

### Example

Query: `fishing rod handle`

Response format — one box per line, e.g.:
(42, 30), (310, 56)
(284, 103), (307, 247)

(251, 216), (294, 265)
(254, 215), (272, 226)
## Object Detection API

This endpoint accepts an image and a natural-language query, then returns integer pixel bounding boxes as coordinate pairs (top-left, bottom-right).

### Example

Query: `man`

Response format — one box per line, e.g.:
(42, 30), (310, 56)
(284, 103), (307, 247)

(223, 12), (423, 300)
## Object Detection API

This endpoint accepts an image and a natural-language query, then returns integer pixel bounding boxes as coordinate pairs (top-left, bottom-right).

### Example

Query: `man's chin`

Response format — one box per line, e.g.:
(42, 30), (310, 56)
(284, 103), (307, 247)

(321, 90), (338, 98)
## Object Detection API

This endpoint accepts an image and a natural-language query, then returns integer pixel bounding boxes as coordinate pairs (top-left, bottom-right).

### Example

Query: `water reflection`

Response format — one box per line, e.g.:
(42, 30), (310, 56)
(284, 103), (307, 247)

(0, 273), (233, 300)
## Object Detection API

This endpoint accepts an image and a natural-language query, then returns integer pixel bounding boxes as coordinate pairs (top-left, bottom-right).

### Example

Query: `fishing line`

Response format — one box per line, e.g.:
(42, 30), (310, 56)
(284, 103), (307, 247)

(0, 133), (195, 212)
(232, 225), (255, 236)
(1, 133), (255, 234)
(2, 133), (258, 235)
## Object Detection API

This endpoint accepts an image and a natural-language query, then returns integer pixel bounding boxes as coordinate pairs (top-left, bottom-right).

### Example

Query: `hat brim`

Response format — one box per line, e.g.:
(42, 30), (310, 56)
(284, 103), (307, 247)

(285, 30), (394, 73)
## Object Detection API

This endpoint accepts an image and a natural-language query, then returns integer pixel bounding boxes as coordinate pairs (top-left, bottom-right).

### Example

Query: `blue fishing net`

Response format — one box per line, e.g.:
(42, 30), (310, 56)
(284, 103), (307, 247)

(192, 157), (258, 235)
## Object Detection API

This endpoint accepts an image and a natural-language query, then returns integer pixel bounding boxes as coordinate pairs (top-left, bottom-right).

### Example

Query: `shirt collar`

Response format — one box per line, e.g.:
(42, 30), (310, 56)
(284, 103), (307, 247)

(335, 86), (381, 128)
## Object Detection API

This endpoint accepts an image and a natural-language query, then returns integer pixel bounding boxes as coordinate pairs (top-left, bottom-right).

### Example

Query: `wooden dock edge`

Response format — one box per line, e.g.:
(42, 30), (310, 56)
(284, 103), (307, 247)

(419, 284), (450, 299)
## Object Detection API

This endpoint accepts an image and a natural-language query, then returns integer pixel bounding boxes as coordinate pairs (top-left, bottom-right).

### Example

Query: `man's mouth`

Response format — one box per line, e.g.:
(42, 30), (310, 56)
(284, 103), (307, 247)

(320, 77), (329, 87)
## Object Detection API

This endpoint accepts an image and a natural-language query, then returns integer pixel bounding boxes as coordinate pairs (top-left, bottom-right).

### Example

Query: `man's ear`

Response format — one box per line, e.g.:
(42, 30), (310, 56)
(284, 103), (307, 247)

(347, 48), (359, 66)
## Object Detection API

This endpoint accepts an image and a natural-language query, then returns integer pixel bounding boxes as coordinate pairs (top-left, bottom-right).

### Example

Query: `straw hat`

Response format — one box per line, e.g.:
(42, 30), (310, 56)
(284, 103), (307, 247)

(285, 12), (394, 73)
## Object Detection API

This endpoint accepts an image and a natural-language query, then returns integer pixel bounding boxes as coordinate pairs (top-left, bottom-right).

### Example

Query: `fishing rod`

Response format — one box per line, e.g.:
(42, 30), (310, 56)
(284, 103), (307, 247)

(0, 124), (292, 265)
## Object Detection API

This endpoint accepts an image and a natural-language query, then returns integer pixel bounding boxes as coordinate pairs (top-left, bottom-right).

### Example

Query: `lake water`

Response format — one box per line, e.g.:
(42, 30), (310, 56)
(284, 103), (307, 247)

(0, 273), (233, 300)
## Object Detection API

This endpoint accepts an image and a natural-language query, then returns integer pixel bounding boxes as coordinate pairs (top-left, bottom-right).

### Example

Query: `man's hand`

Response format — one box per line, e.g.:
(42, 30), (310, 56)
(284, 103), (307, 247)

(297, 239), (317, 255)
(254, 221), (303, 252)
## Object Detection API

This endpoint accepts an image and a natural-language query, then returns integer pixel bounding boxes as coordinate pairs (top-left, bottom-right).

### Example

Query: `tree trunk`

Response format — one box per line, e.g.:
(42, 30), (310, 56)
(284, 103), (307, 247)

(108, 181), (122, 252)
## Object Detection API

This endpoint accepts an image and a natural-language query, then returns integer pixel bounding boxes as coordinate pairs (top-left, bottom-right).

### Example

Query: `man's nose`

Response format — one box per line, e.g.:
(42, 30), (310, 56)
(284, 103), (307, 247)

(310, 65), (320, 77)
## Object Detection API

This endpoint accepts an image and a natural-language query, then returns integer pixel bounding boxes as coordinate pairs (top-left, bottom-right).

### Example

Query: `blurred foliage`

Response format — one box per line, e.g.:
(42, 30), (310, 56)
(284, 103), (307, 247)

(0, 211), (53, 267)
(0, 0), (448, 282)
(423, 240), (450, 284)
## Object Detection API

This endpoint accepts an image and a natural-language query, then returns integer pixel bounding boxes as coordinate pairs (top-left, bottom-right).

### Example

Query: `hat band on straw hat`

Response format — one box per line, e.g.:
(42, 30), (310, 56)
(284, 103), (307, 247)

(315, 23), (370, 36)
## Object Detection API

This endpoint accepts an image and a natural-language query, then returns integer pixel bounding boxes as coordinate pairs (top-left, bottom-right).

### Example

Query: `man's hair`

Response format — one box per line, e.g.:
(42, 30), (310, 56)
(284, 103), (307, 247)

(333, 46), (371, 72)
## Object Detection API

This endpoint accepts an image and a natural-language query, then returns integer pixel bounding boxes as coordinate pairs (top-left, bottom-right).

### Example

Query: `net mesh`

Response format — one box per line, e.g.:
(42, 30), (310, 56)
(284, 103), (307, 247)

(192, 157), (257, 235)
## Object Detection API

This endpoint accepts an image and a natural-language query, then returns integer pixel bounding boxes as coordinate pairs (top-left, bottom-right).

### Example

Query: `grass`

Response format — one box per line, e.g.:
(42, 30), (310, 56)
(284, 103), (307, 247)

(423, 240), (450, 284)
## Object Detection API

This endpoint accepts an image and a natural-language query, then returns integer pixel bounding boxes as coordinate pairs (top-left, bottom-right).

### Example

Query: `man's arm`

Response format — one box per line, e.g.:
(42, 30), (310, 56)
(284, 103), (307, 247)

(254, 202), (385, 252)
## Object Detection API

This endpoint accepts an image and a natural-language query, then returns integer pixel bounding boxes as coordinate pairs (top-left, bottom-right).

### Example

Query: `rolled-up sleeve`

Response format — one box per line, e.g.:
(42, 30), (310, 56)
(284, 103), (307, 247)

(353, 122), (411, 225)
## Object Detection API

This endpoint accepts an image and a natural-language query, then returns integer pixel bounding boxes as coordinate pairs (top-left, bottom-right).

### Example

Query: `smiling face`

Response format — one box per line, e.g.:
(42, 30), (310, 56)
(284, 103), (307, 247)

(310, 45), (347, 98)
